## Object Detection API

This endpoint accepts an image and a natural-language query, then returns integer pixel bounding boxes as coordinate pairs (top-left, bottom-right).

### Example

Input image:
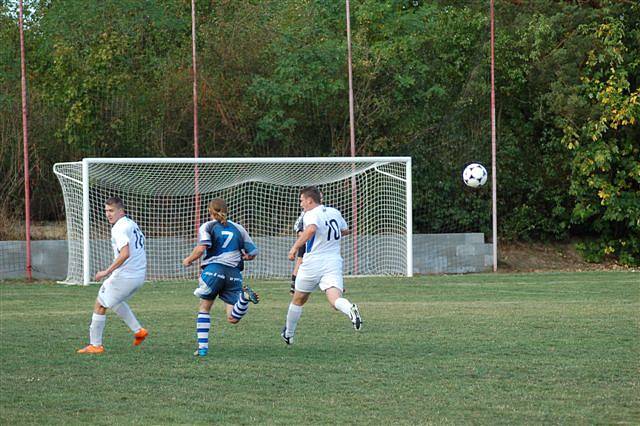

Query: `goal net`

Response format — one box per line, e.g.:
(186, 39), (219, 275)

(53, 157), (412, 285)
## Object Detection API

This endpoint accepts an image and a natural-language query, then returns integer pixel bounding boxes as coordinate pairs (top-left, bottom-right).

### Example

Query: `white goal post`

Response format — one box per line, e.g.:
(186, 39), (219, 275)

(53, 157), (412, 285)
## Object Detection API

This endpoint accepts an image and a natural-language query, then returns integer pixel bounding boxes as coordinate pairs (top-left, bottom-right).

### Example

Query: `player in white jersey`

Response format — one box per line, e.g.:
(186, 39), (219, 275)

(77, 197), (148, 354)
(281, 186), (362, 345)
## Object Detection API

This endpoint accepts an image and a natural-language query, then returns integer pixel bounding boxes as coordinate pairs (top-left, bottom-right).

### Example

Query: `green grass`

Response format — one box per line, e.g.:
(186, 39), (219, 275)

(1, 272), (638, 424)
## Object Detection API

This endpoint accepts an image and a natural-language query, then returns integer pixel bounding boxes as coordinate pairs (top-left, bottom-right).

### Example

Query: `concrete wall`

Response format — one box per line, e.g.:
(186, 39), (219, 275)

(0, 233), (492, 281)
(1, 241), (69, 280)
(413, 233), (494, 274)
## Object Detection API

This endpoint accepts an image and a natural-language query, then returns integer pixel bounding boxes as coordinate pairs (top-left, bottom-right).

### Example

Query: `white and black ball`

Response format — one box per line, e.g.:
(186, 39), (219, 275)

(463, 163), (488, 188)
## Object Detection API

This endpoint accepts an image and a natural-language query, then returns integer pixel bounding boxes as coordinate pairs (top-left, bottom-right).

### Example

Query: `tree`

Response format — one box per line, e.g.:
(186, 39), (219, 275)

(560, 16), (640, 265)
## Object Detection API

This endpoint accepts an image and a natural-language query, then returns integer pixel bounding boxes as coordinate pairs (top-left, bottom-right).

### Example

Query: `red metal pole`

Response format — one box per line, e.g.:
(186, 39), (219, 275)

(346, 0), (358, 275)
(490, 0), (498, 272)
(18, 0), (32, 280)
(191, 0), (201, 236)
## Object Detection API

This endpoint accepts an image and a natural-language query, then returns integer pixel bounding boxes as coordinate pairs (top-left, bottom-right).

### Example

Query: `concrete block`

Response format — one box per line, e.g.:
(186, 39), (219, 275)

(0, 241), (68, 280)
(454, 265), (479, 273)
(424, 256), (448, 274)
(473, 244), (492, 255)
(31, 241), (68, 280)
(456, 245), (476, 256)
(415, 233), (467, 246)
(2, 232), (493, 280)
(465, 233), (486, 244)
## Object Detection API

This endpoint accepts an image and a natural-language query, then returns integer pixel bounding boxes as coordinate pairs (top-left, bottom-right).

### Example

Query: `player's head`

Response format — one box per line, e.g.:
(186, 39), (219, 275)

(104, 197), (126, 225)
(208, 198), (228, 225)
(299, 186), (321, 211)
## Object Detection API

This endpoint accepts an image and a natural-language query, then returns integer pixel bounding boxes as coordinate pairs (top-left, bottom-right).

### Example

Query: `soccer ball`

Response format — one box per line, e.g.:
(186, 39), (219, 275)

(462, 163), (488, 188)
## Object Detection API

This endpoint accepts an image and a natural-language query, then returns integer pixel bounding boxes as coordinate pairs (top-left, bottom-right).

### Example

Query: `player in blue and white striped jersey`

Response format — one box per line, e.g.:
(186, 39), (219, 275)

(182, 198), (260, 357)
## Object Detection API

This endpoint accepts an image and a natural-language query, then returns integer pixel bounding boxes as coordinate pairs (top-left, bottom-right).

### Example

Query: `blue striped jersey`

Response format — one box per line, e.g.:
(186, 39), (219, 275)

(198, 220), (258, 268)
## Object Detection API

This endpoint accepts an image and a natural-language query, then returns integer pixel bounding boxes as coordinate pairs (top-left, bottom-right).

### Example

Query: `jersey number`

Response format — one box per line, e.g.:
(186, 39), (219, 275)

(325, 219), (341, 241)
(221, 231), (234, 248)
(133, 228), (145, 249)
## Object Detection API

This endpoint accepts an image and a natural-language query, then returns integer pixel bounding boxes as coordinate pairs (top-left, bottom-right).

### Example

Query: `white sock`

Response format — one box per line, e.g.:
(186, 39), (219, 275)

(112, 302), (142, 333)
(285, 303), (303, 337)
(89, 313), (106, 346)
(334, 297), (352, 317)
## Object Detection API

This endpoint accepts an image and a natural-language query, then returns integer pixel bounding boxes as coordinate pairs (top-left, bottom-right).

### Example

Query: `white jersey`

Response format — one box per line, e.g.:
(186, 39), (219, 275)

(110, 216), (147, 279)
(302, 205), (348, 262)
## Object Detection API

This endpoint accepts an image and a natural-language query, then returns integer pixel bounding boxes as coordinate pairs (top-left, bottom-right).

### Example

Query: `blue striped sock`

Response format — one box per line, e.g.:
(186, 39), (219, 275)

(196, 312), (211, 349)
(230, 293), (250, 321)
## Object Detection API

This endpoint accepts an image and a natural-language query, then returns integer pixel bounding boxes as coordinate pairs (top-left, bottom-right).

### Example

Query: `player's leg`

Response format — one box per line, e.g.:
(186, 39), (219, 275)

(223, 269), (259, 324)
(77, 298), (107, 353)
(226, 293), (248, 324)
(282, 265), (317, 344)
(281, 290), (311, 345)
(321, 273), (362, 331)
(194, 265), (224, 356)
(112, 301), (148, 346)
(78, 278), (116, 353)
(108, 277), (147, 346)
(195, 298), (214, 356)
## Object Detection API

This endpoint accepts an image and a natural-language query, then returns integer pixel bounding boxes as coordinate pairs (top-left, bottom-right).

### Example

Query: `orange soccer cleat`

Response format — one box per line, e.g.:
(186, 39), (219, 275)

(133, 328), (148, 346)
(77, 344), (105, 354)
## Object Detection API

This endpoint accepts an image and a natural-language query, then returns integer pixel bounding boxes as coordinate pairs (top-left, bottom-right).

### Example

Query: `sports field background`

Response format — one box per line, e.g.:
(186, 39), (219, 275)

(1, 272), (638, 424)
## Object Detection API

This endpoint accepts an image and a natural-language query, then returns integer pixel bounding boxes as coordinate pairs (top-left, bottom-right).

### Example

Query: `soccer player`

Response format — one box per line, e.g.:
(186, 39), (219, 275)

(77, 197), (148, 354)
(281, 186), (362, 345)
(182, 198), (260, 357)
(289, 191), (344, 296)
(289, 211), (305, 294)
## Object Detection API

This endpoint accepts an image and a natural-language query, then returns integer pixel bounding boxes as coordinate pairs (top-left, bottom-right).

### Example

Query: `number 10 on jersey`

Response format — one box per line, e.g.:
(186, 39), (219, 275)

(326, 219), (340, 241)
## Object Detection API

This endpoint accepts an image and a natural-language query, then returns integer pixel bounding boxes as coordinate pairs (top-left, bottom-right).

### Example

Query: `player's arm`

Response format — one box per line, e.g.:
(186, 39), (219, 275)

(288, 225), (316, 260)
(339, 214), (351, 236)
(182, 245), (207, 267)
(236, 223), (259, 261)
(241, 247), (257, 261)
(242, 251), (257, 261)
(184, 222), (211, 266)
(95, 245), (129, 281)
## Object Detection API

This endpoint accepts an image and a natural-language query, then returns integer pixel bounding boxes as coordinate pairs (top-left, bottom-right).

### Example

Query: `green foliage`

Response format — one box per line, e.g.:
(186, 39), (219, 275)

(38, 0), (189, 155)
(1, 1), (639, 265)
(247, 1), (348, 155)
(559, 15), (640, 265)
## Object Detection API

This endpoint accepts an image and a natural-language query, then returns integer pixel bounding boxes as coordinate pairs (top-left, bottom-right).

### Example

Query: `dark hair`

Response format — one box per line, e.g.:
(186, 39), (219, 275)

(105, 197), (125, 210)
(300, 186), (322, 204)
(208, 198), (228, 225)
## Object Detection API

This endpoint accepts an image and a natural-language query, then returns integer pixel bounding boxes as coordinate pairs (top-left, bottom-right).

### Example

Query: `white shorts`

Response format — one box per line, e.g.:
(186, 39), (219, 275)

(295, 258), (343, 293)
(97, 275), (145, 308)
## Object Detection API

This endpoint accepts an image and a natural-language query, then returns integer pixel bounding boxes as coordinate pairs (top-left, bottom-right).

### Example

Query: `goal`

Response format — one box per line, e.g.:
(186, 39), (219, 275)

(53, 157), (412, 285)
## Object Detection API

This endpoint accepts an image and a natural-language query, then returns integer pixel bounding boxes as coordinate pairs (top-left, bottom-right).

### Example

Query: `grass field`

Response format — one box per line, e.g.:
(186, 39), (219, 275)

(1, 272), (638, 424)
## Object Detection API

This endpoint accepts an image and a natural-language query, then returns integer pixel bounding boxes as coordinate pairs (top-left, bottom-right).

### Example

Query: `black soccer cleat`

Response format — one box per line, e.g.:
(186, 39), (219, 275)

(349, 304), (363, 331)
(281, 326), (293, 345)
(242, 285), (260, 304)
